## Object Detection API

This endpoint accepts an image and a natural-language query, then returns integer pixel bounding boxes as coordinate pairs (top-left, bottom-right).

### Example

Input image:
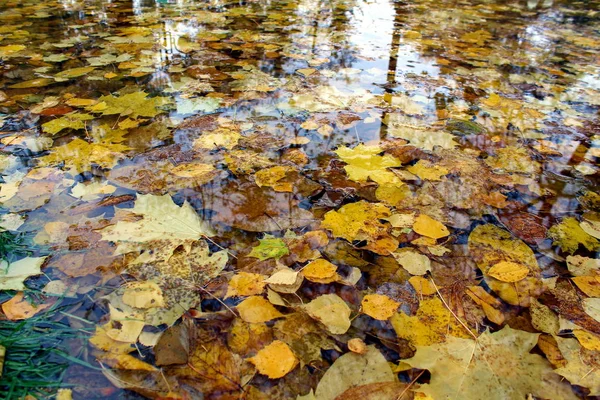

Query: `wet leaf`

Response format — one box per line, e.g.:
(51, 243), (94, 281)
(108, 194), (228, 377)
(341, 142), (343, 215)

(548, 217), (600, 254)
(0, 257), (47, 290)
(225, 272), (267, 298)
(304, 294), (351, 335)
(248, 340), (298, 378)
(361, 294), (399, 321)
(487, 261), (530, 282)
(405, 326), (577, 400)
(412, 214), (449, 239)
(237, 296), (284, 323)
(248, 237), (289, 261)
(313, 346), (396, 400)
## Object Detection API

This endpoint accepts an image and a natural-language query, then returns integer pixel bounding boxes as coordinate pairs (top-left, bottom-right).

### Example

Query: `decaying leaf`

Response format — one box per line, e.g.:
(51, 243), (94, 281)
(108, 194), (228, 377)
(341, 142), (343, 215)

(405, 326), (578, 400)
(313, 346), (396, 400)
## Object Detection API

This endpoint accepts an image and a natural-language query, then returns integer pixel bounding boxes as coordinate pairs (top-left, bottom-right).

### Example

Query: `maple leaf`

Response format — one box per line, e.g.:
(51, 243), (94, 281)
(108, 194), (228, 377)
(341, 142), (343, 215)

(42, 113), (94, 135)
(321, 201), (397, 255)
(39, 138), (129, 173)
(548, 217), (600, 254)
(554, 336), (600, 395)
(100, 194), (215, 244)
(88, 91), (172, 119)
(404, 326), (578, 400)
(334, 144), (401, 185)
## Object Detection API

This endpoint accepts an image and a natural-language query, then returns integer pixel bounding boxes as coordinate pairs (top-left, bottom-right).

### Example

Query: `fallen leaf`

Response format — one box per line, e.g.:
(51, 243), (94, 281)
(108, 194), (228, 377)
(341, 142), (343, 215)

(487, 261), (530, 282)
(405, 326), (577, 400)
(237, 296), (284, 323)
(313, 345), (396, 400)
(361, 294), (399, 321)
(412, 214), (449, 239)
(247, 340), (298, 378)
(304, 294), (351, 335)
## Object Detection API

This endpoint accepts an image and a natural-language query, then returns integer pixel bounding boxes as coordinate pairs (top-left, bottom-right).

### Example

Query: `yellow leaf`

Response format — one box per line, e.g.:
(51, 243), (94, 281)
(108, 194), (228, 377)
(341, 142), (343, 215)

(97, 352), (157, 371)
(225, 272), (267, 298)
(468, 224), (542, 306)
(193, 127), (241, 150)
(170, 163), (216, 180)
(408, 276), (437, 296)
(66, 98), (97, 107)
(302, 259), (339, 283)
(407, 160), (449, 181)
(248, 340), (298, 378)
(465, 286), (504, 325)
(237, 296), (284, 323)
(54, 66), (95, 80)
(487, 261), (530, 283)
(571, 275), (600, 297)
(297, 68), (317, 77)
(227, 319), (272, 357)
(122, 281), (164, 309)
(335, 144), (401, 185)
(573, 329), (600, 351)
(0, 44), (25, 55)
(391, 297), (471, 346)
(304, 294), (351, 334)
(347, 338), (368, 354)
(321, 201), (396, 255)
(412, 214), (449, 239)
(254, 166), (296, 192)
(361, 294), (399, 321)
(393, 250), (431, 276)
(1, 292), (52, 320)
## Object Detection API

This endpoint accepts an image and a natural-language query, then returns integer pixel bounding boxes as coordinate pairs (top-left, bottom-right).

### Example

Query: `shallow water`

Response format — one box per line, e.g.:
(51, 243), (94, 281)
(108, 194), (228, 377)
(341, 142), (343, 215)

(0, 0), (599, 398)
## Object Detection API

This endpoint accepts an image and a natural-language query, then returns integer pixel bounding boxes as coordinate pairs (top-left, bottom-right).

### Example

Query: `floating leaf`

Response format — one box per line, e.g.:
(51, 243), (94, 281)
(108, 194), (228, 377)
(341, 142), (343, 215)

(10, 78), (55, 89)
(88, 91), (172, 119)
(313, 346), (396, 400)
(0, 257), (47, 290)
(487, 261), (530, 282)
(321, 201), (396, 255)
(54, 66), (95, 80)
(407, 160), (449, 181)
(225, 272), (267, 298)
(42, 113), (94, 135)
(248, 237), (289, 261)
(392, 250), (431, 276)
(405, 326), (577, 400)
(548, 217), (600, 254)
(335, 144), (401, 185)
